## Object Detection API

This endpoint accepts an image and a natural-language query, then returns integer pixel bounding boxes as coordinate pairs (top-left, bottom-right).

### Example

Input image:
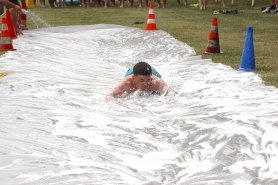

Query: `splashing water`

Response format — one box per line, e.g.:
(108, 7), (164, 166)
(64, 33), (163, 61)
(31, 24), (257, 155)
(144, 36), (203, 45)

(22, 9), (51, 30)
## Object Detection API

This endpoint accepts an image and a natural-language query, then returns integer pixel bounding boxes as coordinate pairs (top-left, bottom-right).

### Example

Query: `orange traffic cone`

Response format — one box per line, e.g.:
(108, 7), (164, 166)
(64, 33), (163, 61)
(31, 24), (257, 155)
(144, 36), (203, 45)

(145, 4), (158, 30)
(22, 2), (28, 9)
(5, 10), (17, 40)
(203, 17), (221, 54)
(20, 3), (28, 29)
(0, 18), (16, 51)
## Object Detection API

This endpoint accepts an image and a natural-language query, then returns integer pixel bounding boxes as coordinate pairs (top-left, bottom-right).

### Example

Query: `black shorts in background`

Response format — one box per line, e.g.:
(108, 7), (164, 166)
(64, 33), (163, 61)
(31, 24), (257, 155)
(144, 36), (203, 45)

(5, 0), (20, 9)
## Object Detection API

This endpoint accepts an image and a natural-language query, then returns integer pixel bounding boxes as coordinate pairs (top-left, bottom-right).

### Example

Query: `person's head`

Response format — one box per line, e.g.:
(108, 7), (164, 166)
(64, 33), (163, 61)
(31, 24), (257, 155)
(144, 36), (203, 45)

(132, 62), (152, 91)
(133, 62), (152, 76)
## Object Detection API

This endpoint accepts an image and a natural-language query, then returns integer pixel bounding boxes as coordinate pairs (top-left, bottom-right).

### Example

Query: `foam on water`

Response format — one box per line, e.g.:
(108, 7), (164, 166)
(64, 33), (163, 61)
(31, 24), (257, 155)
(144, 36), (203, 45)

(1, 24), (278, 185)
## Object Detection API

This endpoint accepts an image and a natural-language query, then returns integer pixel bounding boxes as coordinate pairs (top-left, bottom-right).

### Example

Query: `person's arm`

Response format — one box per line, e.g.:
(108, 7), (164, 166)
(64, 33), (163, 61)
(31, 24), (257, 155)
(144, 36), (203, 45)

(105, 81), (128, 102)
(154, 78), (178, 95)
(1, 1), (22, 35)
(0, 0), (21, 10)
(10, 9), (23, 35)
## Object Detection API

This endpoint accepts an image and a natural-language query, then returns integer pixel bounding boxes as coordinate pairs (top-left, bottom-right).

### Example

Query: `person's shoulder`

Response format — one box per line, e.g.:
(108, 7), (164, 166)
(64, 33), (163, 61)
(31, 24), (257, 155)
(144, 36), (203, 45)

(151, 75), (161, 82)
(119, 75), (133, 85)
(125, 75), (134, 84)
(123, 74), (133, 81)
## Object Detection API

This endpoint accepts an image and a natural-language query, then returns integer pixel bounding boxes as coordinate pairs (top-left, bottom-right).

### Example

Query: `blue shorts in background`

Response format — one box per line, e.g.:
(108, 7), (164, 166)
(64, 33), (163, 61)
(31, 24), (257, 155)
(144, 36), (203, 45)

(125, 67), (162, 78)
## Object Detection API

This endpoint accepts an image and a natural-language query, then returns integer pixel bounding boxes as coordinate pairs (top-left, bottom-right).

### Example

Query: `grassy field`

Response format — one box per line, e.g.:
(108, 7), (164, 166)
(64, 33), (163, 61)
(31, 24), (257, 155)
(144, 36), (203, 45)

(2, 0), (278, 87)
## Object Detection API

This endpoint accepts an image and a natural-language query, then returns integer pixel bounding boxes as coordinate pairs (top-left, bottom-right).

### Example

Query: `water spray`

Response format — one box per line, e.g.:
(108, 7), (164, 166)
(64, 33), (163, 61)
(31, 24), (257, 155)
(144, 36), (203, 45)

(22, 9), (51, 30)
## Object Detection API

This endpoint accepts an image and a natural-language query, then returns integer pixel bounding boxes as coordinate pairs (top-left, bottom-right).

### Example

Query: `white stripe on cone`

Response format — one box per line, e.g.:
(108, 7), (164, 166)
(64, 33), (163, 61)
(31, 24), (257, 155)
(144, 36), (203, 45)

(149, 9), (154, 14)
(1, 24), (8, 30)
(1, 37), (12, 44)
(147, 19), (156, 24)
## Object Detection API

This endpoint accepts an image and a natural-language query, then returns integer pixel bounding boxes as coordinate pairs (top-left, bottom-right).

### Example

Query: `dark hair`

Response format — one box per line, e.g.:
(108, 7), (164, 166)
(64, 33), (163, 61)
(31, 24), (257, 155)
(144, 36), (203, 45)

(133, 62), (152, 76)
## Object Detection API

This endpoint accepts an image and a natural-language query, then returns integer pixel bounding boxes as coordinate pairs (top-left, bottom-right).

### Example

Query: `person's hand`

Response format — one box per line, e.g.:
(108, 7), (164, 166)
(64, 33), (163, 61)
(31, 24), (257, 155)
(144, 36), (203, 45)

(15, 25), (23, 35)
(105, 95), (122, 104)
(13, 5), (22, 11)
(19, 24), (28, 30)
(158, 92), (178, 103)
(106, 95), (115, 101)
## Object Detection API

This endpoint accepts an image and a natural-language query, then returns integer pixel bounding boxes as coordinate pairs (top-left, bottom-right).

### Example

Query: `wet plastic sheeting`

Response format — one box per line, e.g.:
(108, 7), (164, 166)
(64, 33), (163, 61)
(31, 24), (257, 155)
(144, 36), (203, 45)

(1, 24), (278, 184)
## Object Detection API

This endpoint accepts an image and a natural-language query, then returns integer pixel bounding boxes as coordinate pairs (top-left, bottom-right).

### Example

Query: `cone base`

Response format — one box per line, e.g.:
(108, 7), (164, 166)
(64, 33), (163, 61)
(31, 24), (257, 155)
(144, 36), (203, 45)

(145, 28), (158, 30)
(202, 51), (222, 55)
(145, 24), (158, 30)
(0, 48), (16, 51)
(238, 68), (256, 72)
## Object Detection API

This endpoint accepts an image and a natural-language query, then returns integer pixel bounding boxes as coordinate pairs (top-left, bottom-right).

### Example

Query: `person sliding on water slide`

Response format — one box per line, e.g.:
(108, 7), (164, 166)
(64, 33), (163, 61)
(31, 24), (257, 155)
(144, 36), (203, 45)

(106, 61), (178, 102)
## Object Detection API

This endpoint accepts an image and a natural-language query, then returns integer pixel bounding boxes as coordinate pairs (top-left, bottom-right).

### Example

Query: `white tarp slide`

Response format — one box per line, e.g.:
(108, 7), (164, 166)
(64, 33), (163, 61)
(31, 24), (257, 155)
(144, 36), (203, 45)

(1, 24), (278, 185)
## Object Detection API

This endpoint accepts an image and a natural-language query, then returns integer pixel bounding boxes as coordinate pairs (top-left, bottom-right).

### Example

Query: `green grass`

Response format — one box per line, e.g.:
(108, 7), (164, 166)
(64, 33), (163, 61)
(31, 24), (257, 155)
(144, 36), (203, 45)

(2, 0), (278, 87)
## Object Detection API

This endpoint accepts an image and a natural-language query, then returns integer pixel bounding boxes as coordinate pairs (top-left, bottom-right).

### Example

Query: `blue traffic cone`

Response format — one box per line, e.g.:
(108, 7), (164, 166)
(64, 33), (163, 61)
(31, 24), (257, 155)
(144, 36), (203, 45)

(238, 26), (256, 72)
